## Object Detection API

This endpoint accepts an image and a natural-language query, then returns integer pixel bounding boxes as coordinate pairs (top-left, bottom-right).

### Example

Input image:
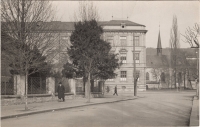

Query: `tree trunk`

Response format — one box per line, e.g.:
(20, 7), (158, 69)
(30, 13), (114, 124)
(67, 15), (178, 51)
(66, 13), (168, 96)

(134, 79), (137, 96)
(183, 71), (186, 90)
(87, 73), (91, 102)
(25, 71), (28, 110)
(90, 79), (94, 92)
(174, 70), (177, 88)
(83, 76), (87, 97)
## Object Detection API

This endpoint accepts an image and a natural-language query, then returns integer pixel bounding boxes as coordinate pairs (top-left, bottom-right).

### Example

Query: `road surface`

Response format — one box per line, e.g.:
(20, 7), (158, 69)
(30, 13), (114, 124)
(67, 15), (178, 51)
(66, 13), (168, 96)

(1, 91), (195, 127)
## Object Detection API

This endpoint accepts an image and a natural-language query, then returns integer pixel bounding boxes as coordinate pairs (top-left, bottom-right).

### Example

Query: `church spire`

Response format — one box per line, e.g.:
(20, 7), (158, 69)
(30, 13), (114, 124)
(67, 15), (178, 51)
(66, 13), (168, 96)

(157, 25), (162, 56)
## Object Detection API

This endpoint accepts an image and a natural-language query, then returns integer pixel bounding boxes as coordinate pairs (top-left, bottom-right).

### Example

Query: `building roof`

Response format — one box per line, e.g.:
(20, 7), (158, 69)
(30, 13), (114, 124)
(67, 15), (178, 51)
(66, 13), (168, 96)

(2, 20), (146, 32)
(100, 20), (145, 27)
(157, 30), (162, 49)
(146, 48), (197, 68)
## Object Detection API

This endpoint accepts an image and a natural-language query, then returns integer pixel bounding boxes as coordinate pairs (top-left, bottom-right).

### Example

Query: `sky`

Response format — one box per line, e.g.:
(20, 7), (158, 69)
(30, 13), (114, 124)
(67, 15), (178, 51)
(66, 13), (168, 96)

(52, 1), (199, 48)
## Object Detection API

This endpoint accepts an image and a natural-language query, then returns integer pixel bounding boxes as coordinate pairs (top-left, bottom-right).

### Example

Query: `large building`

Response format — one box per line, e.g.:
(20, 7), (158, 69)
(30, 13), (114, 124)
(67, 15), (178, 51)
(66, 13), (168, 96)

(1, 20), (147, 95)
(45, 20), (148, 93)
(101, 20), (147, 92)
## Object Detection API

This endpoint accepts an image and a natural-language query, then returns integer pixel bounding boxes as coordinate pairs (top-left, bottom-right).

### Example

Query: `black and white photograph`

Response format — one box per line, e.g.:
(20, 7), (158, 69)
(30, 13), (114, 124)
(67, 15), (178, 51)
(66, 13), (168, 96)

(1, 0), (199, 127)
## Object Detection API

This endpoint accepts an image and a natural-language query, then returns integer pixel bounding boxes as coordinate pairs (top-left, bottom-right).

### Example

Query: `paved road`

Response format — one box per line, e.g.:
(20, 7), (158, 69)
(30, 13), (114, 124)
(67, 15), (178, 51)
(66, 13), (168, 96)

(1, 91), (195, 127)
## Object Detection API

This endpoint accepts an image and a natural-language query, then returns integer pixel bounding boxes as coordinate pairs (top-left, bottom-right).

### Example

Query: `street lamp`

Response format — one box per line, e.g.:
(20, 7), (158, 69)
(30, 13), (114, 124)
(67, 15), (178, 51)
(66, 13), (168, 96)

(191, 47), (199, 99)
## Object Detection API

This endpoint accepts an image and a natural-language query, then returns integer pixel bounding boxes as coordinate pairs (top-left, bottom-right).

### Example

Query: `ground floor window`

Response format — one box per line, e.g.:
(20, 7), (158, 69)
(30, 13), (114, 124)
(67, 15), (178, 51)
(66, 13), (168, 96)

(120, 71), (127, 81)
(133, 70), (140, 81)
(146, 72), (149, 80)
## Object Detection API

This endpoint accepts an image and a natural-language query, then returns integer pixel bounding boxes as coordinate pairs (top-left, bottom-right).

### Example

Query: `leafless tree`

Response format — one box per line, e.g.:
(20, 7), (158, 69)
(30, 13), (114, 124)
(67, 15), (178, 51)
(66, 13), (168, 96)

(1, 0), (57, 110)
(169, 15), (180, 88)
(182, 23), (199, 48)
(74, 1), (100, 22)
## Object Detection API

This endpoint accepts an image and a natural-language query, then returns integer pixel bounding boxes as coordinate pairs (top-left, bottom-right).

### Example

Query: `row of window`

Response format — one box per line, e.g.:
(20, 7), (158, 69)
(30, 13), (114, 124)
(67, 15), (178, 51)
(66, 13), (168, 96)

(108, 72), (166, 82)
(107, 71), (140, 81)
(51, 36), (140, 47)
(120, 52), (140, 63)
(107, 36), (140, 46)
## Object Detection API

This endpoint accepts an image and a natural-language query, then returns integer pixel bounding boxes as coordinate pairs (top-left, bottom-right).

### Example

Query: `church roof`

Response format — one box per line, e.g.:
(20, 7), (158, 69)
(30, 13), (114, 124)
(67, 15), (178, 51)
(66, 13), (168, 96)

(157, 30), (162, 49)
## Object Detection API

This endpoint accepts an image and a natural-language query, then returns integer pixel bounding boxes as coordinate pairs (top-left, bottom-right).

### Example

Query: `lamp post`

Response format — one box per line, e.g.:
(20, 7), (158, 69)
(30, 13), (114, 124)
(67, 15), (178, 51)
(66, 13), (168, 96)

(133, 35), (137, 96)
(191, 46), (199, 99)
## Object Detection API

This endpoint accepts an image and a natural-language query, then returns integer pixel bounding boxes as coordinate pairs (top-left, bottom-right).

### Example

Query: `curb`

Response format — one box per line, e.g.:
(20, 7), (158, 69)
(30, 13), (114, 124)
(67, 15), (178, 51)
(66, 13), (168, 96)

(1, 97), (139, 120)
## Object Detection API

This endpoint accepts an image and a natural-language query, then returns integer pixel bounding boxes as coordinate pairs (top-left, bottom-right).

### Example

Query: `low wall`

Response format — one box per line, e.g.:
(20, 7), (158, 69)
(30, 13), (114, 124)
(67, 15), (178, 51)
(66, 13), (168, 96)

(1, 93), (74, 106)
(146, 84), (159, 89)
(1, 92), (103, 106)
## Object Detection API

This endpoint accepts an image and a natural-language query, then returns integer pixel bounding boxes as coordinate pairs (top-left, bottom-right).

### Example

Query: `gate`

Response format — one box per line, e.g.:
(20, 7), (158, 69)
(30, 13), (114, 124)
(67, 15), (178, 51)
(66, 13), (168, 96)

(28, 77), (46, 94)
(1, 76), (14, 95)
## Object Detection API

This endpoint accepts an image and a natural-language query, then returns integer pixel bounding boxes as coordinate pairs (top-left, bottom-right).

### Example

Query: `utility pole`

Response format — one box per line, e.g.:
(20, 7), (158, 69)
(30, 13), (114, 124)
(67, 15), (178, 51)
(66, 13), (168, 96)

(133, 35), (137, 96)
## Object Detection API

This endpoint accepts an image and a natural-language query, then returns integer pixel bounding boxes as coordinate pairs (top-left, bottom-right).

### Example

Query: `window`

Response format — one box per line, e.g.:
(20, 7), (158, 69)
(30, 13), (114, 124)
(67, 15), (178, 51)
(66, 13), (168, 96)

(106, 36), (114, 46)
(121, 23), (126, 28)
(61, 36), (68, 41)
(134, 36), (139, 46)
(133, 70), (140, 81)
(107, 79), (114, 81)
(134, 53), (140, 63)
(120, 36), (127, 46)
(120, 53), (127, 63)
(146, 72), (149, 80)
(60, 36), (69, 50)
(120, 71), (127, 81)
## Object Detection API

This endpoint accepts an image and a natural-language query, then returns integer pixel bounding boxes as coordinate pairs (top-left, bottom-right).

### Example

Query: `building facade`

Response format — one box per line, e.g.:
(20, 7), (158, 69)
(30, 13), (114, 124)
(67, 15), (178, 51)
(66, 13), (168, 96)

(46, 20), (148, 93)
(101, 20), (147, 92)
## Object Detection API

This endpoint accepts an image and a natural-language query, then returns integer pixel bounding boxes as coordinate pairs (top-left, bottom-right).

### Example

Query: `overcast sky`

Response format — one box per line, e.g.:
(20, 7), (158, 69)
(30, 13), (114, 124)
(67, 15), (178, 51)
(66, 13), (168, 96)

(52, 1), (199, 48)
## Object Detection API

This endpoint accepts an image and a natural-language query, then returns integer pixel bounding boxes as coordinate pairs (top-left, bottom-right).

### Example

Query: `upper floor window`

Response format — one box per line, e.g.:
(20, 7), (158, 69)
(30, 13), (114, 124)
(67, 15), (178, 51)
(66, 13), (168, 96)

(120, 53), (127, 64)
(61, 36), (69, 43)
(120, 71), (127, 81)
(106, 36), (114, 46)
(134, 52), (140, 63)
(107, 79), (114, 81)
(120, 36), (127, 46)
(134, 36), (139, 46)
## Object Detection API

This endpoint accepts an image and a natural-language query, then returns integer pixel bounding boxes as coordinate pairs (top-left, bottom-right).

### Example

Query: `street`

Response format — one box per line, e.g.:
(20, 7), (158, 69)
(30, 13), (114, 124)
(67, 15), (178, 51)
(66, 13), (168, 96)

(1, 91), (195, 127)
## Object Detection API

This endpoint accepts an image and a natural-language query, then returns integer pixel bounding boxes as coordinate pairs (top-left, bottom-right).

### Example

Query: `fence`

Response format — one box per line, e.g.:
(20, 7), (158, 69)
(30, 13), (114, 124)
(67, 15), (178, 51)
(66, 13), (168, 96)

(28, 77), (46, 94)
(1, 76), (14, 95)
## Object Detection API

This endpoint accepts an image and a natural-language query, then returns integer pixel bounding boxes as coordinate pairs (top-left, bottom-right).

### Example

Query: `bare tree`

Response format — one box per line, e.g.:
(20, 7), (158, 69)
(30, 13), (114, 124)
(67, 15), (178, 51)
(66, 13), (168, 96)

(74, 1), (100, 22)
(169, 15), (180, 88)
(182, 23), (199, 48)
(1, 0), (57, 110)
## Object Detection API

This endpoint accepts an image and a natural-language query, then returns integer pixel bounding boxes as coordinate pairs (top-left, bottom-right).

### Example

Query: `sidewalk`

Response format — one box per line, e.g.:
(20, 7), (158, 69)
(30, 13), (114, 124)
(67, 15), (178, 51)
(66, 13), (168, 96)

(189, 96), (199, 126)
(1, 94), (139, 120)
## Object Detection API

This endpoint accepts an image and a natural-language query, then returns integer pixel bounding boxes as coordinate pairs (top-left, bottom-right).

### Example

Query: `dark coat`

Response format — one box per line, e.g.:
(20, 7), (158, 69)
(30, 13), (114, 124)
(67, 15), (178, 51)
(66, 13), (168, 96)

(57, 85), (65, 99)
(114, 86), (117, 92)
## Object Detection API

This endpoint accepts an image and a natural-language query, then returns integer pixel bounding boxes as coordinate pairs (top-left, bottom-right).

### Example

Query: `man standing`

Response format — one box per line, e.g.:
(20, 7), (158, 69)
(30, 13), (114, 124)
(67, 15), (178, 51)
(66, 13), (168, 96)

(113, 85), (118, 96)
(57, 82), (65, 102)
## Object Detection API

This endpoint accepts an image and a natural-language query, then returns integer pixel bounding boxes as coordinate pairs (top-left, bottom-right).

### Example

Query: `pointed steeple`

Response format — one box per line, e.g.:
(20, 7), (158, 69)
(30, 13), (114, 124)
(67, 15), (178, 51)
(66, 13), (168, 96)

(157, 25), (162, 56)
